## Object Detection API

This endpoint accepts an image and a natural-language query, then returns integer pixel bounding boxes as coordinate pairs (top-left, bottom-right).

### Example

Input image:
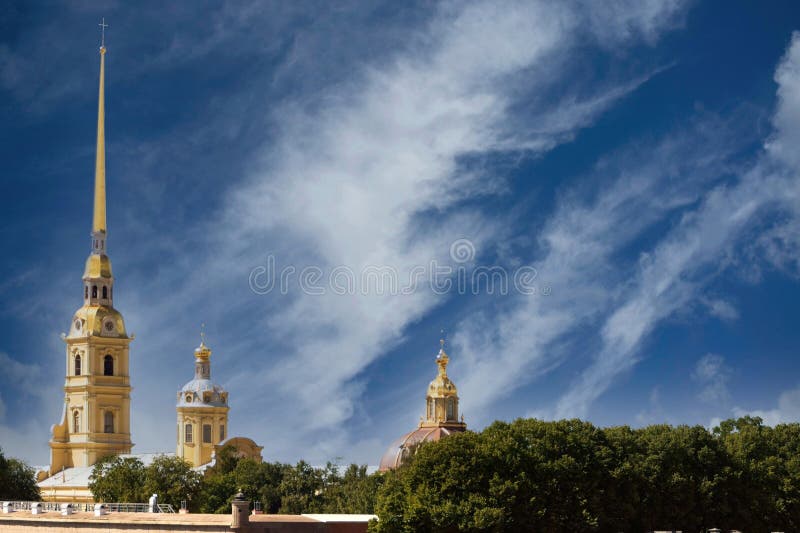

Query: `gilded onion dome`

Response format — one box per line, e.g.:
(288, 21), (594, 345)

(177, 337), (229, 408)
(379, 338), (467, 471)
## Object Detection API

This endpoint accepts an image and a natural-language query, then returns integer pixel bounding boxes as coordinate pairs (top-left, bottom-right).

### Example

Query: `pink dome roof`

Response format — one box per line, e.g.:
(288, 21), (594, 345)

(378, 425), (465, 471)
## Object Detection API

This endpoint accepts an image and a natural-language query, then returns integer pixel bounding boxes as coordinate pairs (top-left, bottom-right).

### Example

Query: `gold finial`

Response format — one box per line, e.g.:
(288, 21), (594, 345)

(196, 323), (211, 359)
(436, 333), (449, 377)
(92, 20), (107, 234)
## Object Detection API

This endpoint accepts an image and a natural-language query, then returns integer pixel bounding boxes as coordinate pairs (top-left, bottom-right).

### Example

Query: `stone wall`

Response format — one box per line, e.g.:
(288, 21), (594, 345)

(0, 511), (372, 533)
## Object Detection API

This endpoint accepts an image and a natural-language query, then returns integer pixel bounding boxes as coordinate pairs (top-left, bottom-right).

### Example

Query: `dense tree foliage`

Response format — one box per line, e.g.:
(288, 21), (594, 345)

(143, 455), (202, 510)
(85, 417), (800, 530)
(89, 455), (201, 509)
(0, 447), (40, 500)
(370, 417), (800, 532)
(90, 447), (380, 515)
(88, 456), (147, 503)
(198, 448), (382, 515)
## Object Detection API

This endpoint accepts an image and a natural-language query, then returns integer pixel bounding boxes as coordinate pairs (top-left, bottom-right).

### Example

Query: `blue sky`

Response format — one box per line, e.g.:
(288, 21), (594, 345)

(2, 0), (800, 467)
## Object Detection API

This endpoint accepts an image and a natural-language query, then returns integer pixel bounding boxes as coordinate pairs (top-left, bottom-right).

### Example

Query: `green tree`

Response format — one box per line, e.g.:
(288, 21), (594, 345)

(371, 418), (788, 533)
(88, 456), (146, 503)
(0, 448), (40, 501)
(143, 455), (202, 511)
(197, 470), (237, 514)
(205, 445), (243, 476)
(320, 464), (383, 514)
(278, 460), (324, 514)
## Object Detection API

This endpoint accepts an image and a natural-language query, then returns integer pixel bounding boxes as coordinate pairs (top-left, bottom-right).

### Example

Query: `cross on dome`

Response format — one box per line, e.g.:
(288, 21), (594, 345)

(98, 18), (108, 49)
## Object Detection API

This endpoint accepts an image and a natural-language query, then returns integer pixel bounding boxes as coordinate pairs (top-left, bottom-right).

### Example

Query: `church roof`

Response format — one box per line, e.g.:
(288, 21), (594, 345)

(69, 305), (127, 338)
(83, 253), (113, 279)
(378, 426), (464, 471)
(177, 378), (228, 407)
(176, 336), (228, 407)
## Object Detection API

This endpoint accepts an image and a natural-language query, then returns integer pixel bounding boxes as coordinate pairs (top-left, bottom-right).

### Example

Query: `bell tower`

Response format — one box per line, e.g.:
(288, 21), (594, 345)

(48, 37), (134, 474)
(176, 334), (230, 467)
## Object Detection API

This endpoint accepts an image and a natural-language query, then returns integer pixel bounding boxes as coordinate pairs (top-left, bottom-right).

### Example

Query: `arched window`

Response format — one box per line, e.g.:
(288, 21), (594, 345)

(102, 286), (108, 299)
(85, 286), (88, 299)
(72, 411), (80, 433)
(92, 286), (97, 298)
(447, 398), (454, 420)
(220, 424), (225, 441)
(104, 355), (113, 376)
(104, 411), (114, 433)
(428, 400), (435, 420)
(202, 424), (212, 443)
(185, 423), (193, 443)
(74, 355), (81, 376)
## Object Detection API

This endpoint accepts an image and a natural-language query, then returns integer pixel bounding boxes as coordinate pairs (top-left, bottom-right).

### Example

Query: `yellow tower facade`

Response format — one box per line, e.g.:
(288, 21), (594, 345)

(48, 43), (134, 475)
(176, 338), (230, 467)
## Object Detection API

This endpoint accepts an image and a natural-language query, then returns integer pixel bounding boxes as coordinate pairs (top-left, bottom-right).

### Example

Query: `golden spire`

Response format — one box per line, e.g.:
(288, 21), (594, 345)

(92, 19), (108, 234)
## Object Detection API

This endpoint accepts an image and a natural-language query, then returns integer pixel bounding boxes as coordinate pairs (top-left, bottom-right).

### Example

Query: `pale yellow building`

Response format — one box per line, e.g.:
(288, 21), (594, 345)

(47, 41), (133, 476)
(378, 339), (467, 470)
(176, 338), (231, 467)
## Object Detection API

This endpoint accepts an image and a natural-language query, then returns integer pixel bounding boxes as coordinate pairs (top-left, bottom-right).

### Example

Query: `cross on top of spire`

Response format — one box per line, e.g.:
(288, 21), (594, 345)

(98, 18), (108, 49)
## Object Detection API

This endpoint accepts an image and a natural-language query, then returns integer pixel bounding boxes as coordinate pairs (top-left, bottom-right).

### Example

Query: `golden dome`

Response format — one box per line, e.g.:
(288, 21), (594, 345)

(68, 305), (127, 338)
(83, 253), (113, 279)
(195, 341), (211, 360)
(427, 342), (458, 397)
(378, 338), (467, 471)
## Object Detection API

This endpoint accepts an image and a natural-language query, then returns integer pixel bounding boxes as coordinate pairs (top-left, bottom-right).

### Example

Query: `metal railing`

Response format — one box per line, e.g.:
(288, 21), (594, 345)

(3, 501), (174, 513)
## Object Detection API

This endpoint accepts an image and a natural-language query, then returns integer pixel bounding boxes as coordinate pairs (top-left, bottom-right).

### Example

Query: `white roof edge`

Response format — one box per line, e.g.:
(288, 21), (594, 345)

(302, 514), (378, 522)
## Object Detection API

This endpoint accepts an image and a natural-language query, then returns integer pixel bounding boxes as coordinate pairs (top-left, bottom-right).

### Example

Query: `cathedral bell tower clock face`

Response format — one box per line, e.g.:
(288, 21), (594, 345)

(104, 320), (115, 333)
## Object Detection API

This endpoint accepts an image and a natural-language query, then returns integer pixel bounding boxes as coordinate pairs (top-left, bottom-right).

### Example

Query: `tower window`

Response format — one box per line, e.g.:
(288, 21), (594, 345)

(428, 400), (434, 420)
(73, 411), (80, 433)
(102, 286), (108, 299)
(220, 424), (225, 441)
(104, 411), (114, 433)
(202, 424), (212, 443)
(185, 423), (193, 443)
(92, 286), (97, 298)
(75, 355), (81, 376)
(85, 286), (88, 299)
(104, 355), (114, 376)
(447, 398), (454, 420)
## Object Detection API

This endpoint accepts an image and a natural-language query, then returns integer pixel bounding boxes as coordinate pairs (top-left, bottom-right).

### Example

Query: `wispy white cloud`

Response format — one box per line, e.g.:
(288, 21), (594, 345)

(1, 0), (691, 464)
(692, 353), (731, 405)
(709, 384), (800, 429)
(454, 28), (800, 425)
(205, 0), (689, 459)
(456, 114), (750, 422)
(701, 297), (740, 321)
(635, 386), (664, 425)
(534, 28), (800, 421)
